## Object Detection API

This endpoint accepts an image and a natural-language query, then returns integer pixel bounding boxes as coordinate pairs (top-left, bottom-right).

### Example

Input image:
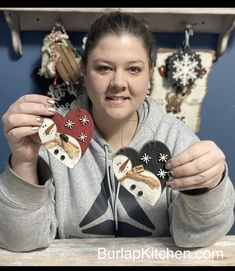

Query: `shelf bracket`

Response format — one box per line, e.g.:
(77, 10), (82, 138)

(4, 10), (22, 56)
(217, 16), (235, 57)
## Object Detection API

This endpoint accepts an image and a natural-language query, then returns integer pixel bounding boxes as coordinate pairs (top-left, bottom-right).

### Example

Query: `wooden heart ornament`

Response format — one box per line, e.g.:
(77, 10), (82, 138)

(38, 108), (94, 168)
(113, 140), (171, 206)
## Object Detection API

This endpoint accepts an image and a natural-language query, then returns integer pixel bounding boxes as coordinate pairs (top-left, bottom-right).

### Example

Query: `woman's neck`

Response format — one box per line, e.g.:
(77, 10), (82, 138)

(93, 110), (139, 152)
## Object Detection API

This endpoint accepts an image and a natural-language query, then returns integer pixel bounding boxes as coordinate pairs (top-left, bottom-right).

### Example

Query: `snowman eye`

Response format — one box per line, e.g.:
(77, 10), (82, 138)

(60, 155), (65, 161)
(130, 184), (136, 190)
(54, 149), (59, 155)
(137, 191), (143, 197)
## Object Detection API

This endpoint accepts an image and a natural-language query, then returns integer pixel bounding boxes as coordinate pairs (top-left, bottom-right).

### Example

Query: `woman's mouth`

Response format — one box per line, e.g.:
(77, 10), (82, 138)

(106, 96), (129, 101)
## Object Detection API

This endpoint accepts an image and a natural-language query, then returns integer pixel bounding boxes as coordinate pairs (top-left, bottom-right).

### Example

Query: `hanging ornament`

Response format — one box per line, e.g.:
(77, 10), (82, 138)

(38, 109), (94, 169)
(112, 140), (171, 206)
(38, 21), (81, 85)
(163, 25), (203, 88)
(165, 47), (202, 88)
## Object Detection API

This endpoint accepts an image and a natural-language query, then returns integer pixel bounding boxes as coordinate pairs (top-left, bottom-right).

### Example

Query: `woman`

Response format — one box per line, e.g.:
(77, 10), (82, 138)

(0, 12), (234, 252)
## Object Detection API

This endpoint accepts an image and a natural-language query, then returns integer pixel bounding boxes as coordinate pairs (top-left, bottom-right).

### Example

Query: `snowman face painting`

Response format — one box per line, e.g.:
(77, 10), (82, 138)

(112, 140), (171, 206)
(39, 118), (82, 168)
(113, 154), (162, 206)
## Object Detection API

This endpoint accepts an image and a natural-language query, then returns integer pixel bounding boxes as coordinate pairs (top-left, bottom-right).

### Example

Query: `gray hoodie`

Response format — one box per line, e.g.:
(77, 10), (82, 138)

(0, 95), (234, 252)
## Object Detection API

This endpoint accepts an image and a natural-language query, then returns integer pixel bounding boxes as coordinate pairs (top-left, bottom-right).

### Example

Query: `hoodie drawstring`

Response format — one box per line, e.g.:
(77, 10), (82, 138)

(104, 145), (120, 233)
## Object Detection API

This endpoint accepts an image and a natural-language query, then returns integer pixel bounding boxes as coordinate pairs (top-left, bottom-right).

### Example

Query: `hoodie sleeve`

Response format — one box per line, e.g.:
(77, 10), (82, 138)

(0, 155), (57, 252)
(169, 167), (235, 248)
(167, 122), (235, 248)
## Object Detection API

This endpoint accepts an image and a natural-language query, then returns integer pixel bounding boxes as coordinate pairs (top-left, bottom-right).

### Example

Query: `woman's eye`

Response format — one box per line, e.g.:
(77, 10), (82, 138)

(96, 65), (112, 73)
(128, 66), (142, 73)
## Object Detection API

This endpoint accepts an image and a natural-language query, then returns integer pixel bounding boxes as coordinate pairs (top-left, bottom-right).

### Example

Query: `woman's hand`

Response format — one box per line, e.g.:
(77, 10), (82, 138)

(2, 94), (56, 181)
(166, 140), (226, 191)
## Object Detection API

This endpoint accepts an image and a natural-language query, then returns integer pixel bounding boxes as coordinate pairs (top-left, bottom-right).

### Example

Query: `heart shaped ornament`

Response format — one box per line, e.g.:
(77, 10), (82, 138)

(38, 109), (94, 168)
(113, 140), (171, 206)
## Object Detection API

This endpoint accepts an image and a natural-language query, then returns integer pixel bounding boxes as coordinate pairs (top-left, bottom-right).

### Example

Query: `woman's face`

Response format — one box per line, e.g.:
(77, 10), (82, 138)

(84, 34), (151, 122)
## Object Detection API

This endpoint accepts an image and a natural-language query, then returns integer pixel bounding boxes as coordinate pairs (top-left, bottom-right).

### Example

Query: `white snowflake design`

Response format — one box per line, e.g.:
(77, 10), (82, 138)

(78, 133), (87, 143)
(158, 153), (168, 163)
(157, 168), (168, 179)
(172, 53), (200, 87)
(140, 153), (152, 164)
(80, 115), (89, 125)
(65, 119), (74, 130)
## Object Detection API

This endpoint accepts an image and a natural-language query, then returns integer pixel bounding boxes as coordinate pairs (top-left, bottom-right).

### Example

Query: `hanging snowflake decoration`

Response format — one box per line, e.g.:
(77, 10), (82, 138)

(65, 119), (74, 130)
(78, 133), (87, 143)
(158, 153), (168, 163)
(165, 47), (202, 88)
(157, 168), (168, 179)
(80, 115), (89, 125)
(140, 153), (152, 164)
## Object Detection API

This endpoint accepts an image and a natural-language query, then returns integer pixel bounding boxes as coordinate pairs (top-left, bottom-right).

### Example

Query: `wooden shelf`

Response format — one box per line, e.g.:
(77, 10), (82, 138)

(2, 8), (235, 57)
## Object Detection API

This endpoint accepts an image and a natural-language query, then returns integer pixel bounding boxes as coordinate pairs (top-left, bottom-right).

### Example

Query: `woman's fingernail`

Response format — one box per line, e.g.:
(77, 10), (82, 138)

(36, 117), (43, 123)
(32, 126), (39, 131)
(168, 171), (174, 178)
(48, 107), (56, 113)
(165, 162), (172, 170)
(47, 99), (55, 105)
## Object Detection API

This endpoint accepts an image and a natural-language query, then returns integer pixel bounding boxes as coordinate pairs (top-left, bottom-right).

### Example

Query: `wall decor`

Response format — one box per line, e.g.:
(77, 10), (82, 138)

(151, 48), (215, 132)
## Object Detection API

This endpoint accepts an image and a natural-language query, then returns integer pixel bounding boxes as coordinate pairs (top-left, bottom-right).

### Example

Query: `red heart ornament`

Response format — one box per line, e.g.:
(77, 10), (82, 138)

(38, 109), (94, 168)
(51, 109), (94, 155)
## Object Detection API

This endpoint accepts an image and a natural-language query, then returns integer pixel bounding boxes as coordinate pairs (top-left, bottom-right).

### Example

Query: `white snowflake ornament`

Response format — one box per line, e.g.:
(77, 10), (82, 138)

(78, 132), (87, 143)
(140, 153), (152, 164)
(165, 47), (202, 87)
(65, 119), (74, 130)
(157, 168), (168, 179)
(158, 153), (168, 163)
(80, 115), (89, 125)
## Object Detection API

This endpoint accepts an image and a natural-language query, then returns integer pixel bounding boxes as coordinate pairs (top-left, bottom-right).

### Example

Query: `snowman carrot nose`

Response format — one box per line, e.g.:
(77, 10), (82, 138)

(45, 123), (55, 135)
(119, 158), (130, 172)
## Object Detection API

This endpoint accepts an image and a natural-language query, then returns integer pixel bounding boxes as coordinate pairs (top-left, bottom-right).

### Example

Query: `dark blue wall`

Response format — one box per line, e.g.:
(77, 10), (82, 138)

(0, 11), (234, 234)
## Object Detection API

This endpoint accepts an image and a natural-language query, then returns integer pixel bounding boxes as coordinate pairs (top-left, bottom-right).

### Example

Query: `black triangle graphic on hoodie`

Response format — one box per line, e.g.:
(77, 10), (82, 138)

(82, 219), (152, 236)
(118, 185), (155, 230)
(79, 172), (155, 235)
(79, 172), (111, 228)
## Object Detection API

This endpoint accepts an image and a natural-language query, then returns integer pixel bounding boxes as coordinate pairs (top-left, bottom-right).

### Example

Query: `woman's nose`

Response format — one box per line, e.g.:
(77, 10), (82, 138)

(109, 71), (127, 91)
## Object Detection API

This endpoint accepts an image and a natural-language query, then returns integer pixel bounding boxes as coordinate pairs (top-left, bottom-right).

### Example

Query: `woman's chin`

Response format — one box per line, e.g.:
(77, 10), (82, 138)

(106, 109), (135, 122)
